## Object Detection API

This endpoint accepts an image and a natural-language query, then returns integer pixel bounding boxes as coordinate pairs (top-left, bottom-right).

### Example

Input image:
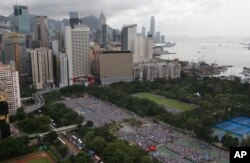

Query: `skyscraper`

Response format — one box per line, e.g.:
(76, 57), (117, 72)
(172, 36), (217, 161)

(150, 16), (155, 37)
(121, 24), (137, 52)
(13, 5), (31, 34)
(134, 35), (153, 63)
(2, 32), (30, 84)
(65, 25), (90, 85)
(99, 11), (106, 45)
(34, 16), (49, 48)
(0, 64), (21, 114)
(30, 48), (54, 89)
(155, 31), (161, 43)
(59, 53), (69, 87)
(142, 26), (146, 37)
(161, 35), (165, 43)
(69, 12), (81, 29)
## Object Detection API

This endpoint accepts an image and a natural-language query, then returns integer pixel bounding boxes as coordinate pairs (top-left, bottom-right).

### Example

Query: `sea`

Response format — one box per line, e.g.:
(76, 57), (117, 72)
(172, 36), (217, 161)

(160, 41), (250, 77)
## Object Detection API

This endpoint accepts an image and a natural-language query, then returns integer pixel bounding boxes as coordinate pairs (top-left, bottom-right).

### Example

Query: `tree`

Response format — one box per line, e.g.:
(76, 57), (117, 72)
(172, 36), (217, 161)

(221, 134), (239, 148)
(16, 108), (26, 121)
(92, 136), (107, 154)
(58, 145), (69, 157)
(86, 121), (94, 128)
(73, 152), (93, 163)
(45, 131), (58, 143)
(0, 136), (29, 160)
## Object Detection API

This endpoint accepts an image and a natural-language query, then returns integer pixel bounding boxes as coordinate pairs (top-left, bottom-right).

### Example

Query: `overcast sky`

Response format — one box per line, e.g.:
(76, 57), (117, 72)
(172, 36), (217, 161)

(1, 0), (250, 38)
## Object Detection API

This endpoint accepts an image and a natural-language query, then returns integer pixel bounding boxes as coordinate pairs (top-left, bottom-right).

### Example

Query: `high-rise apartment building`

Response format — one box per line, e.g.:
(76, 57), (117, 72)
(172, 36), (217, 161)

(65, 26), (90, 85)
(150, 16), (155, 37)
(0, 64), (21, 114)
(133, 35), (153, 63)
(30, 48), (54, 89)
(34, 16), (49, 48)
(99, 51), (133, 85)
(161, 35), (165, 43)
(2, 32), (30, 83)
(59, 53), (69, 87)
(142, 26), (146, 37)
(69, 12), (81, 29)
(121, 24), (137, 52)
(155, 31), (161, 43)
(13, 5), (31, 34)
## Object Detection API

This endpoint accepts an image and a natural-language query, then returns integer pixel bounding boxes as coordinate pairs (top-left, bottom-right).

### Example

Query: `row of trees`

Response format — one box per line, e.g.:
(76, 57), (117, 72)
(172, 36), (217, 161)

(16, 115), (51, 134)
(80, 124), (160, 163)
(41, 103), (84, 127)
(0, 136), (29, 160)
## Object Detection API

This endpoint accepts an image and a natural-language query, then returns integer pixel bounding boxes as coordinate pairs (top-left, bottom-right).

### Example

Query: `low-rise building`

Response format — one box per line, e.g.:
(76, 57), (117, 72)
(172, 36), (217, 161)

(134, 59), (181, 81)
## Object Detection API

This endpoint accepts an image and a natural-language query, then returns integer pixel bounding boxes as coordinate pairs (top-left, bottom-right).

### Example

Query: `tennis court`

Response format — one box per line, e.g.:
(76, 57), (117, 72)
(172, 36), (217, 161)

(215, 117), (250, 136)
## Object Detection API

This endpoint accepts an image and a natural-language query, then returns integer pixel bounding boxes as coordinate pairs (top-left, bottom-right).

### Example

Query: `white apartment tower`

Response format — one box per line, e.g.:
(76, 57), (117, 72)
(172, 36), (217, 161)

(134, 35), (153, 63)
(65, 26), (90, 85)
(0, 64), (21, 114)
(30, 48), (54, 89)
(59, 53), (69, 87)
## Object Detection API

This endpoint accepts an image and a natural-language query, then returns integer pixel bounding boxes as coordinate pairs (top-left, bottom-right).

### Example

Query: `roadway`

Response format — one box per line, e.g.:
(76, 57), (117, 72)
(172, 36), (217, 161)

(28, 122), (87, 138)
(25, 88), (60, 113)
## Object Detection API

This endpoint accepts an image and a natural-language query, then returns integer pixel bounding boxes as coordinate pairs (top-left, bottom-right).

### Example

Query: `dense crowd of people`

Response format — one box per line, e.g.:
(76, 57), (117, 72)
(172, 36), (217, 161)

(61, 96), (138, 127)
(61, 96), (229, 163)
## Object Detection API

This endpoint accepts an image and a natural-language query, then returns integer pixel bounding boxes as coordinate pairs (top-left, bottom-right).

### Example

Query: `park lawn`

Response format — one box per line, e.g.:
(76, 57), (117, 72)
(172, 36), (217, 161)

(134, 92), (194, 111)
(27, 158), (50, 163)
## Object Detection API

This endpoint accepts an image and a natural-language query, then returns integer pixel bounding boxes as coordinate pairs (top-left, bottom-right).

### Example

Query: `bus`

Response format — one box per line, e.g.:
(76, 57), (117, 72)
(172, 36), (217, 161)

(57, 137), (66, 145)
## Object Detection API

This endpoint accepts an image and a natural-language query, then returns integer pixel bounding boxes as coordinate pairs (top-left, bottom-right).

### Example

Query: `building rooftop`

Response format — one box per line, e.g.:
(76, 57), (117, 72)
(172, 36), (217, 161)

(101, 50), (131, 54)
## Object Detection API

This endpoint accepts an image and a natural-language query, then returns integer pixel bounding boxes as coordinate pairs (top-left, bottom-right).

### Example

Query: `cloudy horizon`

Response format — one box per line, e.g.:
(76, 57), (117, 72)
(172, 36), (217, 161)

(1, 0), (250, 38)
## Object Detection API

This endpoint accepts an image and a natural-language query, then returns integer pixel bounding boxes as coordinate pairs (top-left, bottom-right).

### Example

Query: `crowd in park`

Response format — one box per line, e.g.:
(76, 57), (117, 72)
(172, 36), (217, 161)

(61, 96), (139, 127)
(58, 92), (230, 163)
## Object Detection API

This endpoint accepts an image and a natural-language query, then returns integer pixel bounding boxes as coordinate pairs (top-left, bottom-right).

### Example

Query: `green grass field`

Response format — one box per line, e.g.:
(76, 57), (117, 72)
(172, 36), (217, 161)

(27, 158), (50, 163)
(134, 92), (194, 111)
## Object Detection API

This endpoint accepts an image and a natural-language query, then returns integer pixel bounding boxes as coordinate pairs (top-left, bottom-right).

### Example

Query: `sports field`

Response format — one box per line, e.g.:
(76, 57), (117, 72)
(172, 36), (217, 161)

(134, 92), (194, 111)
(3, 152), (56, 163)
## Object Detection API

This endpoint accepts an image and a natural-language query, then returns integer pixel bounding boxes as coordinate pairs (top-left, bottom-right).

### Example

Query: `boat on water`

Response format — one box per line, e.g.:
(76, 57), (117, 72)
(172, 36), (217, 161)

(242, 67), (250, 76)
(243, 67), (250, 72)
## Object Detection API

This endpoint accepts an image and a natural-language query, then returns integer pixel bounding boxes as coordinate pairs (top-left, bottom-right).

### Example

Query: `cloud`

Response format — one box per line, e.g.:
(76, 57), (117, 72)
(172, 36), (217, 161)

(0, 0), (250, 37)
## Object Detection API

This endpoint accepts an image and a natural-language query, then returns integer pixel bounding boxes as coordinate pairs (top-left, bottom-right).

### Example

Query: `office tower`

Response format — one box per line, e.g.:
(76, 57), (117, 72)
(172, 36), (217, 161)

(121, 24), (137, 52)
(2, 32), (30, 84)
(13, 5), (31, 34)
(101, 24), (107, 45)
(59, 53), (69, 87)
(112, 29), (121, 42)
(34, 16), (49, 48)
(99, 11), (106, 45)
(0, 64), (21, 114)
(55, 30), (64, 52)
(69, 12), (81, 29)
(161, 35), (165, 43)
(150, 16), (155, 37)
(30, 48), (54, 89)
(134, 35), (153, 63)
(99, 51), (133, 85)
(65, 26), (90, 85)
(155, 31), (161, 43)
(142, 26), (146, 37)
